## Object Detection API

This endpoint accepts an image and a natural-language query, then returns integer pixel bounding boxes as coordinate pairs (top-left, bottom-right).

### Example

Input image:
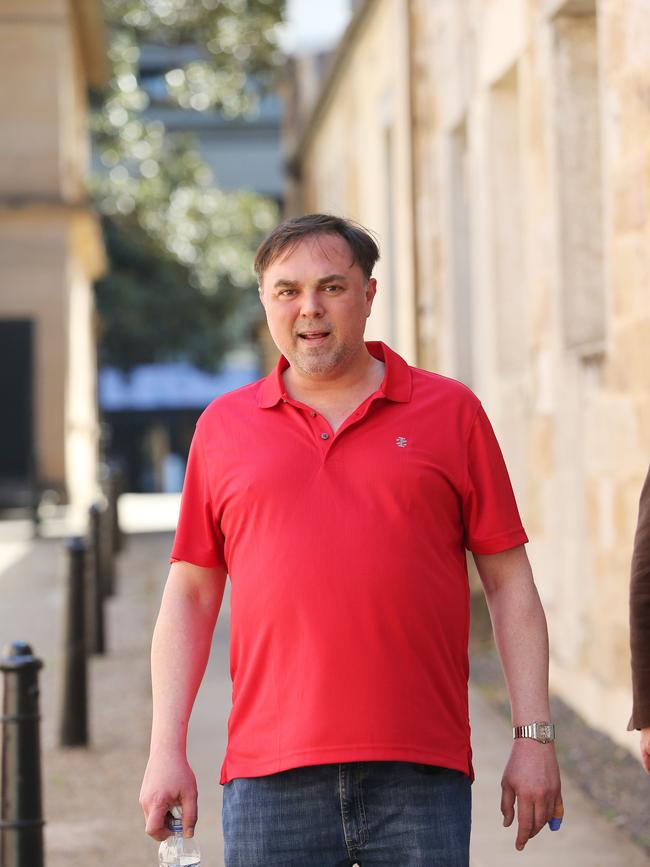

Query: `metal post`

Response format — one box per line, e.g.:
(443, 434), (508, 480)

(28, 452), (41, 540)
(99, 466), (116, 597)
(102, 461), (124, 558)
(103, 495), (116, 597)
(60, 537), (89, 747)
(111, 461), (125, 555)
(0, 642), (45, 867)
(88, 504), (106, 655)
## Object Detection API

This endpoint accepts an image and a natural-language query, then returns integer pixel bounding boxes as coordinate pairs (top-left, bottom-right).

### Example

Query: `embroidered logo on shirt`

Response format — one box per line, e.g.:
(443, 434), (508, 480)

(395, 436), (408, 448)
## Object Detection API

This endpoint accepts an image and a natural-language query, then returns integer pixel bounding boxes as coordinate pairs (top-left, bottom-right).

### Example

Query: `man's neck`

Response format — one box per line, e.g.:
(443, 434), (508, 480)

(283, 349), (385, 405)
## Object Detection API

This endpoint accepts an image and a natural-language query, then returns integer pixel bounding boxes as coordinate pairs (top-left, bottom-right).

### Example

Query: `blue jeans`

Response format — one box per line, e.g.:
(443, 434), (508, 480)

(222, 761), (471, 866)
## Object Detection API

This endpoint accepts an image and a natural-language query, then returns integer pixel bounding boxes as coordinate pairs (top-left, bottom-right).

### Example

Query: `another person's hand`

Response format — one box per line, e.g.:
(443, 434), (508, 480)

(500, 738), (562, 851)
(139, 750), (198, 841)
(640, 728), (650, 773)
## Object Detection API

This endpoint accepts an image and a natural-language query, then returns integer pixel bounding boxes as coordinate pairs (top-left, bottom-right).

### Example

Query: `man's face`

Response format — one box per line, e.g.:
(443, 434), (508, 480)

(258, 234), (377, 379)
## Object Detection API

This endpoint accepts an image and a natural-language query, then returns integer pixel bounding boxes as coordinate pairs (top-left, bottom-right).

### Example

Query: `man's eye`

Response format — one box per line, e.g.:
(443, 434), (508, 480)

(278, 289), (296, 297)
(324, 285), (342, 292)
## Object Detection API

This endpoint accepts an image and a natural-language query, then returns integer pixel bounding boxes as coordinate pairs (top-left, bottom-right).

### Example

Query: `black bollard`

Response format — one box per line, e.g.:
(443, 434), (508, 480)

(102, 496), (116, 597)
(99, 467), (117, 597)
(111, 461), (125, 555)
(0, 642), (45, 867)
(60, 537), (89, 747)
(102, 462), (124, 558)
(88, 504), (106, 655)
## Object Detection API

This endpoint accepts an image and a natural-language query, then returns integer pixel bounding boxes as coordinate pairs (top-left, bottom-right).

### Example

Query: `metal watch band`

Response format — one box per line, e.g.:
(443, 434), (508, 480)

(512, 721), (555, 744)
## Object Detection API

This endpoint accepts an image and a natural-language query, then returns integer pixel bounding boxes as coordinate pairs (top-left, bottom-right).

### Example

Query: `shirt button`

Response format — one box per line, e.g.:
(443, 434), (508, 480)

(320, 432), (329, 440)
(310, 411), (317, 417)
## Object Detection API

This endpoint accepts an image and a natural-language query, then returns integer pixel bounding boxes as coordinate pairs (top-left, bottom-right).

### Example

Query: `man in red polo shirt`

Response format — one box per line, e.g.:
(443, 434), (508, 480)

(140, 214), (562, 865)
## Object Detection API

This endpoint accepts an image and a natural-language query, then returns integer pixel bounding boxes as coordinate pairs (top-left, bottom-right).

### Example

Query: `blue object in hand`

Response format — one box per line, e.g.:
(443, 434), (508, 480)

(548, 804), (564, 831)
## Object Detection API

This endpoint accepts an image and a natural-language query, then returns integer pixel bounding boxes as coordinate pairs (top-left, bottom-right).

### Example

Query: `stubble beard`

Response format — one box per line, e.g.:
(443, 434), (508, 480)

(289, 336), (358, 378)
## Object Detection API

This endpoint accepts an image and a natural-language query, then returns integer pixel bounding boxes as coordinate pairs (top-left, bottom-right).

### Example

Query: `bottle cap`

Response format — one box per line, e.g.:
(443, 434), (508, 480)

(167, 805), (183, 833)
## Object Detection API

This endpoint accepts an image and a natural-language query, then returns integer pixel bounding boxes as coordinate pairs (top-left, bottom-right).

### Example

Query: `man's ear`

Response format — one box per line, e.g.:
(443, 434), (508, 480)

(365, 277), (377, 316)
(258, 284), (265, 307)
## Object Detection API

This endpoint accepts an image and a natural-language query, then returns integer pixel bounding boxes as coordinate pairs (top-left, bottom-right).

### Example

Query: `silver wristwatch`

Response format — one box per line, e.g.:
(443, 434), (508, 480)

(512, 721), (555, 744)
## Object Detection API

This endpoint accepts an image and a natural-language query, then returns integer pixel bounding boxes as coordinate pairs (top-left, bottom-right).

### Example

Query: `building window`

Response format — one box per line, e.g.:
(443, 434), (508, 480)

(448, 119), (473, 387)
(489, 64), (525, 375)
(384, 125), (398, 346)
(552, 1), (605, 351)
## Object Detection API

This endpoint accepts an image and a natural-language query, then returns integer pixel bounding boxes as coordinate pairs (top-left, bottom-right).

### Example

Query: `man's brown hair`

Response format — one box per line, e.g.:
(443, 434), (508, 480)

(254, 214), (380, 282)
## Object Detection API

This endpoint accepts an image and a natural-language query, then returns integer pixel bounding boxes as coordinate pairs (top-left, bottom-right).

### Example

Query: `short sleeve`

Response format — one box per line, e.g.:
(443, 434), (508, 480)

(462, 404), (528, 554)
(169, 422), (226, 569)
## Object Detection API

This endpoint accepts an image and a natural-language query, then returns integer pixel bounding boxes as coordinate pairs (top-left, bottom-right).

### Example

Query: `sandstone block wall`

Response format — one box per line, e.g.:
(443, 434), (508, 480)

(295, 0), (650, 753)
(0, 1), (106, 509)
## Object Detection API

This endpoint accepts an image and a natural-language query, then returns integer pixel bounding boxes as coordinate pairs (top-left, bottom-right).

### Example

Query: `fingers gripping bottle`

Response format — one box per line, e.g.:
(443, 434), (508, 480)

(158, 806), (201, 866)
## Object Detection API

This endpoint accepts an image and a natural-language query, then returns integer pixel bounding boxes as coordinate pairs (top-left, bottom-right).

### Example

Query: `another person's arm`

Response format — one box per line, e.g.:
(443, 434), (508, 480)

(629, 466), (650, 770)
(474, 545), (562, 852)
(139, 559), (227, 840)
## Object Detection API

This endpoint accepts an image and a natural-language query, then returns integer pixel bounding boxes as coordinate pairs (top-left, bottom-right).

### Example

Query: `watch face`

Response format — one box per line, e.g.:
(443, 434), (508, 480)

(538, 723), (554, 742)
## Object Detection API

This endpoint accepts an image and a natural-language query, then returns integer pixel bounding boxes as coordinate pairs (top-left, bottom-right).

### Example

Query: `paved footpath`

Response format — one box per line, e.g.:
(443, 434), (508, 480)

(0, 496), (648, 866)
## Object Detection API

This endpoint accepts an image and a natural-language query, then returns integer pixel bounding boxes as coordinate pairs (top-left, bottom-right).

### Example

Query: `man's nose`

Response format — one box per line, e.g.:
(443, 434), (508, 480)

(299, 289), (325, 317)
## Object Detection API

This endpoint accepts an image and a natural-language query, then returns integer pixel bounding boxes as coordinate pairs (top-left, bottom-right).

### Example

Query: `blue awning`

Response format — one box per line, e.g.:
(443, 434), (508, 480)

(99, 361), (260, 411)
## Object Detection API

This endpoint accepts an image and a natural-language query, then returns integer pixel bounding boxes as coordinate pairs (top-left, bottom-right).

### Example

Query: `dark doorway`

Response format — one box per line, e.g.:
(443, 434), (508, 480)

(0, 318), (35, 507)
(102, 408), (198, 493)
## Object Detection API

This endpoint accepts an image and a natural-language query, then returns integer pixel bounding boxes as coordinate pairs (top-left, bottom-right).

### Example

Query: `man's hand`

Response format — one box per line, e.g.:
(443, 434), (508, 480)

(640, 728), (650, 773)
(500, 738), (562, 851)
(139, 750), (198, 841)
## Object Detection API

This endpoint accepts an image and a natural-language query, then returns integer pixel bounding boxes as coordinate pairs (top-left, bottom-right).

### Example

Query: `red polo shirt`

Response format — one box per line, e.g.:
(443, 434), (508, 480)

(170, 341), (527, 784)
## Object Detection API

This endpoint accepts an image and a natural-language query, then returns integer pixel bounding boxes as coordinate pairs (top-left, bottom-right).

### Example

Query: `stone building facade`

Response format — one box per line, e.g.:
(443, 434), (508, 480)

(287, 0), (650, 753)
(0, 0), (107, 515)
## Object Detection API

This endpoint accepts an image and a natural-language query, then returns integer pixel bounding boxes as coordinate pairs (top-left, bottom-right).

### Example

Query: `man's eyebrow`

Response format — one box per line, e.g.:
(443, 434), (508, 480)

(272, 274), (349, 290)
(316, 274), (348, 285)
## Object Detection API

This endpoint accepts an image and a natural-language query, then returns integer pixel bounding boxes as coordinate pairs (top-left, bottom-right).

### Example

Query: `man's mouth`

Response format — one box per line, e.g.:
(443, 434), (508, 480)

(298, 331), (331, 342)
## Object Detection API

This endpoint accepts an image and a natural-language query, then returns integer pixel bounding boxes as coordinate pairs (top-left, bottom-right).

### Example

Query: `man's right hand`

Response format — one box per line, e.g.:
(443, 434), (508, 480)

(139, 751), (198, 841)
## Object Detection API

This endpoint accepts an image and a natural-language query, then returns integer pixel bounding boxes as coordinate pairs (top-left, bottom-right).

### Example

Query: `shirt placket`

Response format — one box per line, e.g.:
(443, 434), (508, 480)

(281, 390), (385, 458)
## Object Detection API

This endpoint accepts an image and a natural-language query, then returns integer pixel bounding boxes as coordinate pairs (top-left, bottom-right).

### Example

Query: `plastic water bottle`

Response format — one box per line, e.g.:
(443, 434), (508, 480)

(158, 806), (201, 866)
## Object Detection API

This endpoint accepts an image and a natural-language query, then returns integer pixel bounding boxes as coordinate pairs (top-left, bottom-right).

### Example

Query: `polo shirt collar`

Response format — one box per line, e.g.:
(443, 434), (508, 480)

(256, 340), (413, 408)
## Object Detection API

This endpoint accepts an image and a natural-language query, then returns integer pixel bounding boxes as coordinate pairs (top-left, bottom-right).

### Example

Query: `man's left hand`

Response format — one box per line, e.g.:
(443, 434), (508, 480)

(500, 738), (562, 851)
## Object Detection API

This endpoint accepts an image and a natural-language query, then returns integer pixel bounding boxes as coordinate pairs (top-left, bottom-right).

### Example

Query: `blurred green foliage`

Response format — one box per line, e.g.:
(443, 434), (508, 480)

(93, 0), (285, 371)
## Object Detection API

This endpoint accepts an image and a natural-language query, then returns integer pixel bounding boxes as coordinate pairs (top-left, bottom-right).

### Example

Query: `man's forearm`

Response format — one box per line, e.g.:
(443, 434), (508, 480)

(140, 561), (226, 840)
(475, 547), (551, 722)
(149, 561), (226, 753)
(474, 547), (561, 851)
